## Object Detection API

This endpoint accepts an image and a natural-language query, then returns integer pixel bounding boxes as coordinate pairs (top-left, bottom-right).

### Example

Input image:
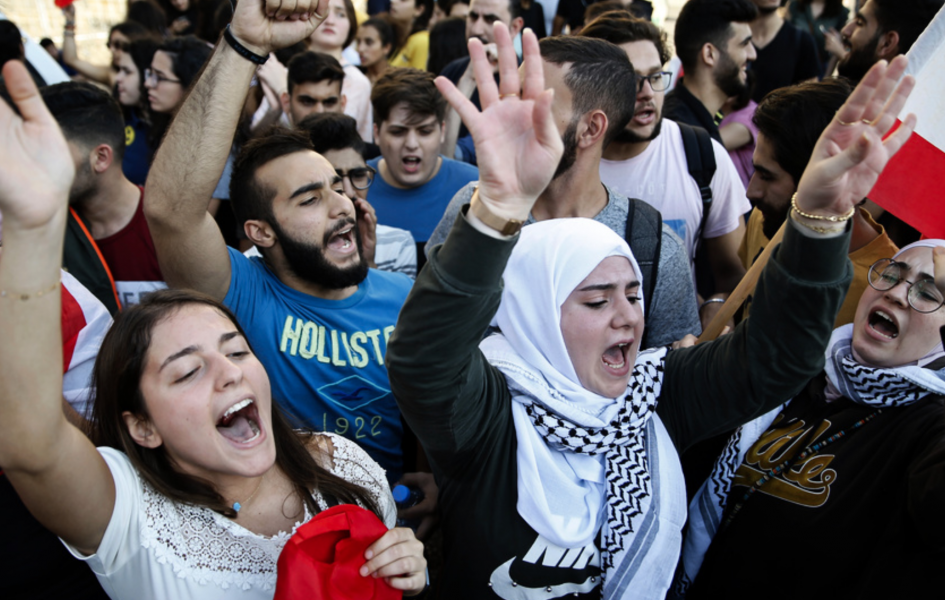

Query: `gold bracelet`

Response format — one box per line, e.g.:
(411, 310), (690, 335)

(791, 213), (845, 234)
(469, 187), (524, 236)
(791, 193), (855, 222)
(0, 278), (61, 301)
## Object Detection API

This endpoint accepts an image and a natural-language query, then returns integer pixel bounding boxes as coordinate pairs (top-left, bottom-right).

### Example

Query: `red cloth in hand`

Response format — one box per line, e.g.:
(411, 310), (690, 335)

(274, 504), (402, 600)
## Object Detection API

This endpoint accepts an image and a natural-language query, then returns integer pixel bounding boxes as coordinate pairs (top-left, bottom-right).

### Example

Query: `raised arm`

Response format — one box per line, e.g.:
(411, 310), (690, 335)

(60, 5), (115, 86)
(387, 25), (561, 456)
(0, 61), (114, 554)
(662, 57), (917, 448)
(144, 0), (327, 300)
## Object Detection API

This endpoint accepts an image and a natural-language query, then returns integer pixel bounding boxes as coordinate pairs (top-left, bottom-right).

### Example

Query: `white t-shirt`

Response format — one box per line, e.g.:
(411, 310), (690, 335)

(65, 434), (395, 600)
(599, 119), (750, 265)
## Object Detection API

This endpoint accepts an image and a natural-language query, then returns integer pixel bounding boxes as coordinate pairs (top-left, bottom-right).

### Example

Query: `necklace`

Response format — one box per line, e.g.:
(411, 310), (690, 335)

(718, 408), (883, 534)
(233, 475), (265, 514)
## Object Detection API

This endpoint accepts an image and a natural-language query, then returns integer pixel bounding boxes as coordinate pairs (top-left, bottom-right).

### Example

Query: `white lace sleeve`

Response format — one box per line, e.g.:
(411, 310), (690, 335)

(318, 433), (397, 528)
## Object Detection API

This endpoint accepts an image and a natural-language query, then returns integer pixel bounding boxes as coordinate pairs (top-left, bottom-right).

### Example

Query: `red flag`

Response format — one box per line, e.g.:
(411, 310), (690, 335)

(55, 0), (77, 8)
(868, 5), (945, 238)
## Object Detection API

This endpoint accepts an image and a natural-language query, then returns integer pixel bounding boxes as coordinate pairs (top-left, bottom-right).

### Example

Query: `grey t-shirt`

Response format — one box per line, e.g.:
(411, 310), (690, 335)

(427, 182), (701, 348)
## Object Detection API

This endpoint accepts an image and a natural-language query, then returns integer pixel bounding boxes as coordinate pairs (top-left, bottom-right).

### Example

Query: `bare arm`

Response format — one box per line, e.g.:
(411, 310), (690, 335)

(719, 121), (752, 152)
(144, 0), (327, 300)
(704, 219), (748, 294)
(0, 60), (115, 554)
(440, 63), (477, 159)
(60, 5), (115, 86)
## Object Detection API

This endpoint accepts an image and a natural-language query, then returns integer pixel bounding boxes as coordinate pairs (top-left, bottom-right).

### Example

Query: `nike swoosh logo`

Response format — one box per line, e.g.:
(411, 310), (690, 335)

(489, 558), (599, 599)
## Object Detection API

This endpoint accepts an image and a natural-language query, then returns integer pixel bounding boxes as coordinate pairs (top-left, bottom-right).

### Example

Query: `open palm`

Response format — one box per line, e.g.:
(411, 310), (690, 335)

(795, 56), (915, 217)
(0, 62), (74, 230)
(435, 24), (562, 218)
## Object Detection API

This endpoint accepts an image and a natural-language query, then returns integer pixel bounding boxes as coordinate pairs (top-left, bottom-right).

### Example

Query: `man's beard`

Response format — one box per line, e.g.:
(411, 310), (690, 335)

(270, 217), (369, 289)
(756, 4), (778, 15)
(611, 107), (663, 145)
(714, 49), (749, 99)
(553, 120), (579, 180)
(759, 200), (791, 240)
(838, 33), (881, 83)
(68, 159), (96, 207)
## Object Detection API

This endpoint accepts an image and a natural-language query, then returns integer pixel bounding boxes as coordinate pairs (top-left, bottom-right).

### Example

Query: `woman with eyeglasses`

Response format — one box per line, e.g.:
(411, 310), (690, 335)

(677, 242), (945, 598)
(387, 19), (920, 599)
(61, 4), (151, 88)
(115, 38), (160, 186)
(144, 36), (212, 148)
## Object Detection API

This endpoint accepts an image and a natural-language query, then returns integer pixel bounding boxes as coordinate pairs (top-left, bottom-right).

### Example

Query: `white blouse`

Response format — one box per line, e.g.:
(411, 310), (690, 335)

(65, 434), (396, 600)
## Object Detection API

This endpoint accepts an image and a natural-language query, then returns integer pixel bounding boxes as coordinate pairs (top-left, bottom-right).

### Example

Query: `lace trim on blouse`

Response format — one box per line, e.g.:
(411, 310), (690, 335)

(137, 433), (390, 591)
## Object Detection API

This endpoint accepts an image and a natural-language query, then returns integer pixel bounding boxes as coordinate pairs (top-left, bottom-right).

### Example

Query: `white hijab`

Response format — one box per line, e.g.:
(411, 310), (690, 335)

(893, 240), (945, 367)
(675, 239), (945, 597)
(480, 218), (646, 547)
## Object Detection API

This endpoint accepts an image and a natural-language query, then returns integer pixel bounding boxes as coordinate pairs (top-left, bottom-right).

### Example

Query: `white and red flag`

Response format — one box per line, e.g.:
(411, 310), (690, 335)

(869, 5), (945, 238)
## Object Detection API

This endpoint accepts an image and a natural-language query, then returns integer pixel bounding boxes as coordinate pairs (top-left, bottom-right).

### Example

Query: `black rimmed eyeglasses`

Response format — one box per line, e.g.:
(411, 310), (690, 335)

(636, 71), (672, 93)
(336, 166), (376, 190)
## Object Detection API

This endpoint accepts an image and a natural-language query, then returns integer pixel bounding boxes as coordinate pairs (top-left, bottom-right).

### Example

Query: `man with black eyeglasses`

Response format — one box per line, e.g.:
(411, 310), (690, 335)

(582, 13), (751, 320)
(665, 0), (758, 144)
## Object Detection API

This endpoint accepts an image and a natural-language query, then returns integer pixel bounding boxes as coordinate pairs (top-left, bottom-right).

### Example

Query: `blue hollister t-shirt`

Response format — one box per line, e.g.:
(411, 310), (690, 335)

(224, 248), (412, 483)
(366, 156), (478, 243)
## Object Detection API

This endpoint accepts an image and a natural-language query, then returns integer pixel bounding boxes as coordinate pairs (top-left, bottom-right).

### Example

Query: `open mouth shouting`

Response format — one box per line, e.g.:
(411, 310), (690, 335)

(216, 399), (263, 445)
(402, 156), (422, 175)
(324, 219), (358, 255)
(868, 308), (899, 340)
(602, 342), (632, 373)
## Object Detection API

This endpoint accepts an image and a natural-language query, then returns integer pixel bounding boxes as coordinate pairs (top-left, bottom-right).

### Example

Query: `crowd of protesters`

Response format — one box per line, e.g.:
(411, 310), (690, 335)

(1, 0), (944, 598)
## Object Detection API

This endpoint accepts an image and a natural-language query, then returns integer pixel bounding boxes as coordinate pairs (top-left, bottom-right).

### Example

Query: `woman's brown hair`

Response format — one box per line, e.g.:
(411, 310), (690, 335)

(87, 289), (381, 519)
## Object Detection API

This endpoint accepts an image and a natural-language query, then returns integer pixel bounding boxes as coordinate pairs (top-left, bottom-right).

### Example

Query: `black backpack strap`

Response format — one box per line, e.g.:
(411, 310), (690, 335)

(677, 122), (716, 250)
(625, 198), (663, 348)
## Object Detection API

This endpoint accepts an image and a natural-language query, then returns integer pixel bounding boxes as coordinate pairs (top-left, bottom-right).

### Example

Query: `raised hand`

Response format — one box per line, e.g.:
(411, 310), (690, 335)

(794, 56), (915, 218)
(230, 0), (331, 56)
(0, 61), (73, 231)
(435, 24), (561, 221)
(353, 198), (378, 268)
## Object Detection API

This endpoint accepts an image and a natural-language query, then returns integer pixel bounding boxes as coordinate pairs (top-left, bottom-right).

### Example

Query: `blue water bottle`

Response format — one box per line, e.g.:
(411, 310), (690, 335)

(392, 484), (424, 531)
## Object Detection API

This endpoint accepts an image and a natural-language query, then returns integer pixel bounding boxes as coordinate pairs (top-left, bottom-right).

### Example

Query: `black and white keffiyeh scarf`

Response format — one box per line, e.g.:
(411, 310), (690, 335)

(480, 218), (687, 599)
(672, 323), (945, 598)
(524, 349), (666, 574)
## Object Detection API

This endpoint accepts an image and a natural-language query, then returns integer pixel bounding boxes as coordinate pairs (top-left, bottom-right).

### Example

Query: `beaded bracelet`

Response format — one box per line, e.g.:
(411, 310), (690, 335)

(0, 278), (60, 301)
(222, 25), (268, 65)
(791, 193), (855, 222)
(791, 211), (845, 235)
